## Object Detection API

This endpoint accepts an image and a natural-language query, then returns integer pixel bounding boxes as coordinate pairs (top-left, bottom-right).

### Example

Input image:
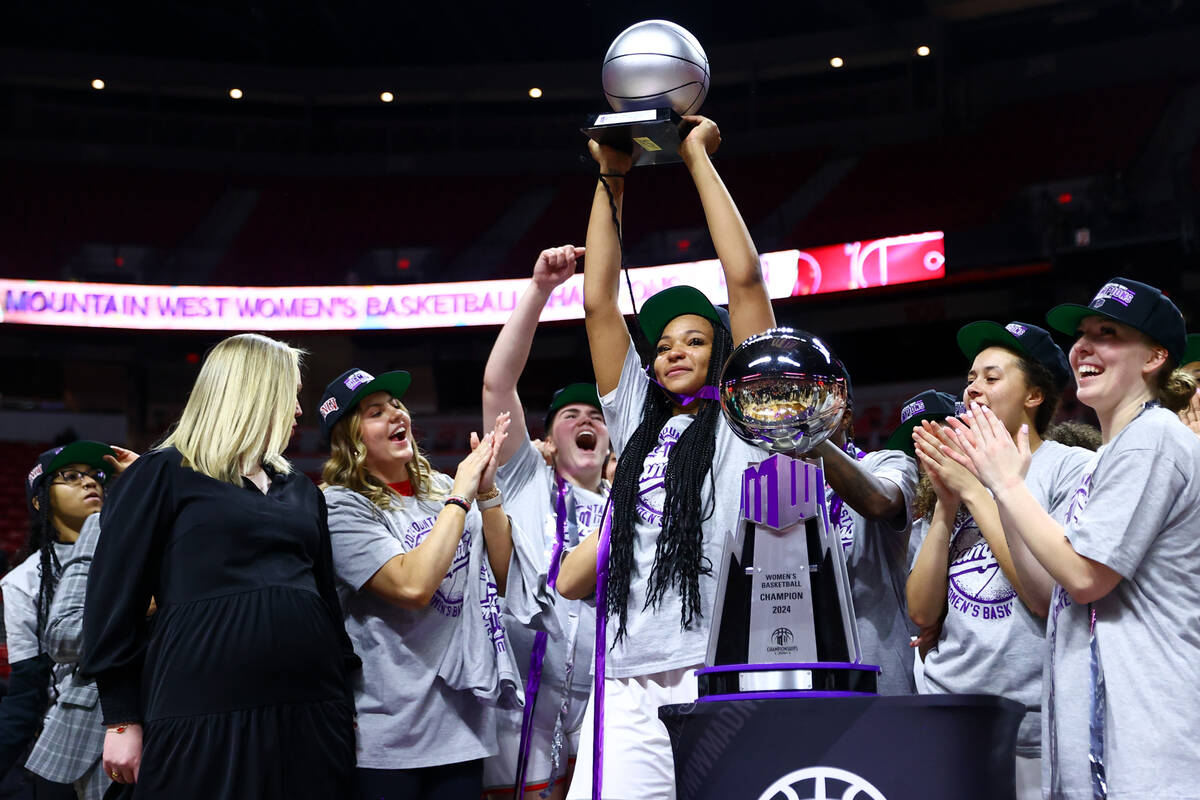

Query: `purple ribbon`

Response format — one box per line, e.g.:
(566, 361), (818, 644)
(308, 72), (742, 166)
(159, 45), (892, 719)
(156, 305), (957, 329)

(645, 366), (720, 408)
(591, 499), (613, 800)
(512, 477), (572, 795)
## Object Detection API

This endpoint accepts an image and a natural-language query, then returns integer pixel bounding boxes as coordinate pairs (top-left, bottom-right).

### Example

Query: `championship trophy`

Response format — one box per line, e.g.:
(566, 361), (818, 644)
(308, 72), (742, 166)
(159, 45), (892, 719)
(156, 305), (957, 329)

(582, 20), (710, 166)
(699, 327), (878, 697)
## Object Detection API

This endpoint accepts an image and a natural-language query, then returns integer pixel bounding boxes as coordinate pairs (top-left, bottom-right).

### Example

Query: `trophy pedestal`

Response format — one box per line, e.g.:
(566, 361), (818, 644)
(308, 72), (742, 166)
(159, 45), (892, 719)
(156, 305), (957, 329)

(582, 108), (684, 166)
(702, 453), (877, 699)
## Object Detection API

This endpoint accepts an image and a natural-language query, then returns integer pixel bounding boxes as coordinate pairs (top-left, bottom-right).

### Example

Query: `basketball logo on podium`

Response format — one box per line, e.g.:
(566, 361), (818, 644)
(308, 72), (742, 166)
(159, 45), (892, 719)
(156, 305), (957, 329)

(756, 766), (888, 800)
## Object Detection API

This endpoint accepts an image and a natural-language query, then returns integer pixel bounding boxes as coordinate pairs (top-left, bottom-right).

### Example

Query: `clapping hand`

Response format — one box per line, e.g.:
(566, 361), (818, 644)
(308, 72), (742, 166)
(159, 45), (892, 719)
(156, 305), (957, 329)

(475, 412), (512, 496)
(913, 420), (983, 502)
(1180, 389), (1200, 438)
(941, 403), (1030, 494)
(451, 413), (511, 503)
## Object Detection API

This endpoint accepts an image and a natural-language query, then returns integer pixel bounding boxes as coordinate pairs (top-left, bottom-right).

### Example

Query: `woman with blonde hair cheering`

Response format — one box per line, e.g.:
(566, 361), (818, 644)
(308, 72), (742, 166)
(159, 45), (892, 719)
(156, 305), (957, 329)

(83, 333), (358, 798)
(319, 368), (522, 800)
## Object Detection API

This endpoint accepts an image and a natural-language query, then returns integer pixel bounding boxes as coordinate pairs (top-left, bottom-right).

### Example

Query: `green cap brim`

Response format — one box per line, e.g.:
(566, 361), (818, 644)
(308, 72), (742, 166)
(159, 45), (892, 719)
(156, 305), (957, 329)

(48, 441), (117, 479)
(1183, 334), (1200, 366)
(883, 414), (945, 458)
(1045, 303), (1121, 339)
(957, 321), (1027, 362)
(547, 382), (601, 416)
(638, 285), (722, 344)
(350, 371), (412, 409)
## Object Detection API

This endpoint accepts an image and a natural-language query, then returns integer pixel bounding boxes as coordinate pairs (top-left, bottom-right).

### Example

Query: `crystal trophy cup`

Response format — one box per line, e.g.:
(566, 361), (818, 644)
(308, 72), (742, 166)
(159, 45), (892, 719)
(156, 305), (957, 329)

(699, 328), (878, 698)
(582, 20), (710, 167)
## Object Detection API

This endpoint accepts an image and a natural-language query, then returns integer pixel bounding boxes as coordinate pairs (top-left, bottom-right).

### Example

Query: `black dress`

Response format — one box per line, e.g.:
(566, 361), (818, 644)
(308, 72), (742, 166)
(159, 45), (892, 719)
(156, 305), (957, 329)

(82, 448), (358, 799)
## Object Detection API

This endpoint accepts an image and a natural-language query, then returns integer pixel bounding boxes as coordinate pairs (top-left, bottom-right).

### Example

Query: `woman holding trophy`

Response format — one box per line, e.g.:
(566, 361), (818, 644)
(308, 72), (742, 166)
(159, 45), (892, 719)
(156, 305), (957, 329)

(556, 114), (775, 799)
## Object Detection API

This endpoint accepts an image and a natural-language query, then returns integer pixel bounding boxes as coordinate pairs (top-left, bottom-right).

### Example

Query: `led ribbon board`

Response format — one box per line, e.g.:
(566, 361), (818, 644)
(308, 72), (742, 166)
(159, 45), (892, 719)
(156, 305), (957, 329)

(1, 232), (943, 331)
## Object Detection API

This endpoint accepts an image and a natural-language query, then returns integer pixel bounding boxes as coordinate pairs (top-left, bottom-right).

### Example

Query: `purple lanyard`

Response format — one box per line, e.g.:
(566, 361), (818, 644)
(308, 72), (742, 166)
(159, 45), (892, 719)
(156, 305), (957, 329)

(1047, 458), (1107, 800)
(591, 498), (614, 800)
(512, 476), (572, 795)
(826, 440), (866, 524)
(644, 365), (720, 408)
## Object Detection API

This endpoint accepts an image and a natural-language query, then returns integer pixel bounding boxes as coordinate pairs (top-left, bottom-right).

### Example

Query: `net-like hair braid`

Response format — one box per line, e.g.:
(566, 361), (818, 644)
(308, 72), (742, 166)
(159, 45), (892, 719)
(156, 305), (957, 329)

(605, 321), (732, 642)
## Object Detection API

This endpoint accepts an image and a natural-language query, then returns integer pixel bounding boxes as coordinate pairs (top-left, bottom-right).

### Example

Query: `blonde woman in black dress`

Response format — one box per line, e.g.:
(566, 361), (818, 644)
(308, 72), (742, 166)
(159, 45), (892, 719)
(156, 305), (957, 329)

(82, 333), (357, 798)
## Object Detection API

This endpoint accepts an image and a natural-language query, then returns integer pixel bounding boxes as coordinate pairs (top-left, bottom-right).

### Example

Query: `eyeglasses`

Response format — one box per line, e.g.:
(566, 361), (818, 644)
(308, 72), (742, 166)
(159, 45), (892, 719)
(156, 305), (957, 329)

(50, 468), (108, 487)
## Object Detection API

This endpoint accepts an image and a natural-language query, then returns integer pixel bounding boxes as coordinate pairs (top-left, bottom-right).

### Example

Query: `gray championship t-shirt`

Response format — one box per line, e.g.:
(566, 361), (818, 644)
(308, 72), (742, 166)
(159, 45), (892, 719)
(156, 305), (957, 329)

(915, 440), (1091, 756)
(496, 435), (604, 695)
(596, 341), (763, 678)
(325, 477), (497, 769)
(1045, 406), (1200, 799)
(829, 449), (919, 695)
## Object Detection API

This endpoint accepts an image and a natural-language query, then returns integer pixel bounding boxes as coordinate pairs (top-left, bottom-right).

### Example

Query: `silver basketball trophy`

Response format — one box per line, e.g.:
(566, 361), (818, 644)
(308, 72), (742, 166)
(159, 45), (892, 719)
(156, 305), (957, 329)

(699, 327), (878, 698)
(582, 20), (710, 166)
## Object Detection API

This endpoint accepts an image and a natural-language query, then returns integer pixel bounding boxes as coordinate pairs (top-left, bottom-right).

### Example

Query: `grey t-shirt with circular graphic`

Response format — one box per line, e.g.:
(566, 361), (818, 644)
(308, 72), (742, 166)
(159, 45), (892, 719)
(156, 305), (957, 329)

(913, 439), (1091, 756)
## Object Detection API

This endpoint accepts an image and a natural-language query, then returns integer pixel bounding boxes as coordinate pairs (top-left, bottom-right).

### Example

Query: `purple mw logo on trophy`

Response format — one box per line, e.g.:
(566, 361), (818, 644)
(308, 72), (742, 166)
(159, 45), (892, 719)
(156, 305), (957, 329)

(741, 453), (818, 530)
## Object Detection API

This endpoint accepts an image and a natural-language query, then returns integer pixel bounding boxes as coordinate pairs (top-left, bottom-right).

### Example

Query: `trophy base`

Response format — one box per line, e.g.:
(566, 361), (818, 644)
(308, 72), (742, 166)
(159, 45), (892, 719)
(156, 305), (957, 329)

(695, 662), (879, 701)
(582, 108), (684, 166)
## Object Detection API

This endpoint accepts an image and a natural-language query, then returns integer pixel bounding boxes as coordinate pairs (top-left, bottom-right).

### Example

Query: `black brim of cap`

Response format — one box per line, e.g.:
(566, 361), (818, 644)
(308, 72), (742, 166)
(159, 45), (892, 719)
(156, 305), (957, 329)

(884, 415), (945, 458)
(48, 441), (116, 478)
(638, 285), (723, 344)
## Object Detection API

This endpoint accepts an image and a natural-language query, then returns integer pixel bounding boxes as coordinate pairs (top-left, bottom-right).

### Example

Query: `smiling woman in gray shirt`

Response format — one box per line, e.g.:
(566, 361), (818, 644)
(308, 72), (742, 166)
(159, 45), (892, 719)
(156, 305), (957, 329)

(944, 279), (1200, 799)
(318, 367), (520, 800)
(909, 321), (1090, 800)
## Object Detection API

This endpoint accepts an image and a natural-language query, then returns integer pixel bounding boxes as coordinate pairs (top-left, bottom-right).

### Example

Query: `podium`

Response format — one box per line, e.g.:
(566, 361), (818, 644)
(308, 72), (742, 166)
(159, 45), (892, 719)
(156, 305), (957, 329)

(660, 695), (1023, 800)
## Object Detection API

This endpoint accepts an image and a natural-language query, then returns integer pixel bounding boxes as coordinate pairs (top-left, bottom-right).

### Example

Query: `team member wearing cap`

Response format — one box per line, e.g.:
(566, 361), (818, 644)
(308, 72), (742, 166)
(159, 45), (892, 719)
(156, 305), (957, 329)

(84, 333), (358, 798)
(480, 245), (610, 800)
(558, 117), (775, 799)
(808, 375), (920, 696)
(1, 442), (130, 799)
(908, 323), (1090, 800)
(319, 368), (522, 800)
(1178, 334), (1200, 435)
(943, 279), (1200, 799)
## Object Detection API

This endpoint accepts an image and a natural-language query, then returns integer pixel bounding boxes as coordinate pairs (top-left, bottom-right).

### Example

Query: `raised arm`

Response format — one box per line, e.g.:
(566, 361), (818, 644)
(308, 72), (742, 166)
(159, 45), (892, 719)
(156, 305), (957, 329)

(583, 143), (634, 395)
(483, 245), (583, 465)
(679, 116), (775, 345)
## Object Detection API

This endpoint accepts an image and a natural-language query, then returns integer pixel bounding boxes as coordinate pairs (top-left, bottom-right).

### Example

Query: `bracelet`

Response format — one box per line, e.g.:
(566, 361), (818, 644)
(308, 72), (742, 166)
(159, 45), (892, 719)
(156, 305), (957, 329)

(476, 485), (500, 502)
(106, 724), (132, 734)
(476, 490), (504, 510)
(444, 496), (470, 513)
(599, 172), (626, 179)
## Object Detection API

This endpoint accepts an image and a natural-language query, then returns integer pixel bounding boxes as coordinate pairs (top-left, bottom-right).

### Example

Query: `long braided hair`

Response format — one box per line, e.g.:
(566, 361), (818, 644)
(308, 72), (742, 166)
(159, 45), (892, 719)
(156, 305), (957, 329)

(605, 318), (733, 642)
(23, 480), (65, 648)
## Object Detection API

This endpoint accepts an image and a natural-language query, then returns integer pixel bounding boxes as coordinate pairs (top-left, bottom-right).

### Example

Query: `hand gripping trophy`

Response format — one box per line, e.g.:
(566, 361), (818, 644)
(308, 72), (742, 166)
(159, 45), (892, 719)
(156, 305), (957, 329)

(699, 328), (879, 697)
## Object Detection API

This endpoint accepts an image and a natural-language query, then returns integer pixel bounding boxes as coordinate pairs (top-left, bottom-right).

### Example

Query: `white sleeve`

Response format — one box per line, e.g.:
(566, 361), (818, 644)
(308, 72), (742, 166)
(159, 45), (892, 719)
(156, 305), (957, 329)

(599, 341), (650, 456)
